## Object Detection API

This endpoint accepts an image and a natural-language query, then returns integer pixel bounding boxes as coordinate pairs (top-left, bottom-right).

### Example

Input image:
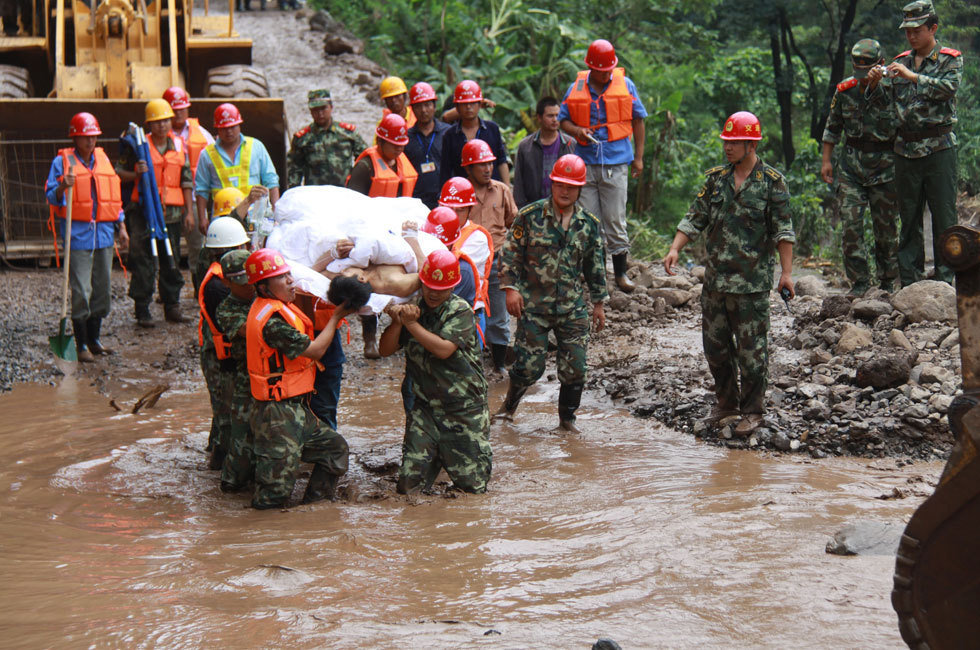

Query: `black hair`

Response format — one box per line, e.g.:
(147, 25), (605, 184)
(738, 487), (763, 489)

(925, 15), (938, 29)
(536, 96), (560, 116)
(328, 275), (373, 309)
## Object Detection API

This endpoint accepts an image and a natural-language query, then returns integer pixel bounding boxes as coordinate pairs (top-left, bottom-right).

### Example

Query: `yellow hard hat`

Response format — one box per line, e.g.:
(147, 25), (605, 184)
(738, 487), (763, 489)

(379, 76), (408, 99)
(145, 98), (175, 122)
(214, 187), (246, 217)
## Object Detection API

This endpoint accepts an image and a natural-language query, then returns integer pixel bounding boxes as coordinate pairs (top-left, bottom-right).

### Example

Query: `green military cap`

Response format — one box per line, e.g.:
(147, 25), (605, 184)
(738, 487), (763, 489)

(851, 39), (883, 78)
(308, 89), (332, 108)
(900, 0), (936, 28)
(220, 249), (251, 284)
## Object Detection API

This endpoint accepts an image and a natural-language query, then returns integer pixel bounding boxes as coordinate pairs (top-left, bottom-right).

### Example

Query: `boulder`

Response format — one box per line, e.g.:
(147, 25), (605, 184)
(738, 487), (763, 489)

(690, 266), (706, 282)
(648, 288), (693, 307)
(940, 330), (959, 349)
(891, 280), (956, 323)
(324, 34), (365, 55)
(836, 323), (872, 354)
(794, 275), (828, 297)
(888, 328), (914, 352)
(919, 363), (955, 385)
(608, 291), (630, 312)
(657, 275), (694, 291)
(635, 269), (656, 289)
(850, 299), (892, 321)
(856, 354), (913, 389)
(819, 295), (852, 320)
(826, 521), (903, 556)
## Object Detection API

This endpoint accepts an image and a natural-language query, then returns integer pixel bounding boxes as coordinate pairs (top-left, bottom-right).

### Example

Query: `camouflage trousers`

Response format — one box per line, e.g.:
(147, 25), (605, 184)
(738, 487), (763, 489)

(896, 148), (958, 286)
(125, 206), (184, 307)
(838, 177), (899, 288)
(249, 396), (349, 508)
(701, 290), (770, 414)
(398, 402), (491, 494)
(509, 310), (590, 390)
(221, 387), (254, 490)
(200, 345), (233, 453)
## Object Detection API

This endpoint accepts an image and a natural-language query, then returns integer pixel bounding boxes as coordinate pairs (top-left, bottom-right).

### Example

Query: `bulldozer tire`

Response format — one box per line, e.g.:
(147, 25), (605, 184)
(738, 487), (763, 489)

(0, 65), (33, 98)
(204, 65), (270, 98)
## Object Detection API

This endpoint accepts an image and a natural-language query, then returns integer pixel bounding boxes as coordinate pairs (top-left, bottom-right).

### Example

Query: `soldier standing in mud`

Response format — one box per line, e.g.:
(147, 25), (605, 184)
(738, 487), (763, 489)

(495, 154), (608, 433)
(821, 39), (900, 296)
(287, 89), (360, 188)
(663, 112), (795, 438)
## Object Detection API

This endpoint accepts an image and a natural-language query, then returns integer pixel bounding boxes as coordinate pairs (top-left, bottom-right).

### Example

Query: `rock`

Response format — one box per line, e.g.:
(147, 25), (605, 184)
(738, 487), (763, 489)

(648, 288), (693, 307)
(888, 329), (914, 352)
(608, 291), (630, 312)
(689, 284), (703, 301)
(651, 297), (667, 315)
(908, 385), (931, 402)
(690, 266), (706, 282)
(803, 399), (831, 420)
(652, 275), (694, 291)
(929, 394), (953, 414)
(795, 275), (828, 297)
(855, 354), (913, 389)
(771, 430), (792, 451)
(906, 403), (930, 419)
(826, 521), (903, 556)
(836, 323), (872, 354)
(635, 269), (656, 289)
(798, 383), (829, 399)
(809, 348), (832, 365)
(324, 33), (365, 55)
(940, 330), (959, 349)
(592, 640), (623, 650)
(308, 9), (336, 31)
(891, 280), (956, 323)
(850, 299), (892, 321)
(919, 364), (954, 385)
(819, 295), (852, 320)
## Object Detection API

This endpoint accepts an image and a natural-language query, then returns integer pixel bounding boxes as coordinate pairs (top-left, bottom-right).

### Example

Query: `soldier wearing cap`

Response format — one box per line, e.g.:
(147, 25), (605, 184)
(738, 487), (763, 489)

(881, 0), (963, 286)
(287, 89), (361, 189)
(821, 38), (900, 295)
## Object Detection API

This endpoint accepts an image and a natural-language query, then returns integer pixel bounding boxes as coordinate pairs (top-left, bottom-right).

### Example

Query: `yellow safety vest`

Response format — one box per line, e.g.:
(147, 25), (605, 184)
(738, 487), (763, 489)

(205, 137), (254, 199)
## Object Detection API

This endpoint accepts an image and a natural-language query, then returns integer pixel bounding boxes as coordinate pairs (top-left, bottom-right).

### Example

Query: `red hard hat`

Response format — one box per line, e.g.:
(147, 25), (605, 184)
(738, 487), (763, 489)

(419, 250), (462, 290)
(460, 138), (496, 166)
(214, 102), (243, 129)
(549, 154), (587, 186)
(163, 86), (191, 110)
(409, 81), (437, 105)
(585, 39), (618, 71)
(69, 112), (102, 137)
(422, 206), (462, 245)
(719, 111), (762, 141)
(438, 177), (477, 208)
(245, 248), (291, 284)
(376, 113), (409, 146)
(453, 80), (482, 104)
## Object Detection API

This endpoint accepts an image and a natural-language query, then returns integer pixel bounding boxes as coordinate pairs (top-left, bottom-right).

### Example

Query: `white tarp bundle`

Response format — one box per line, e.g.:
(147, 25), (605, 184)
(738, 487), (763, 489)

(265, 186), (445, 313)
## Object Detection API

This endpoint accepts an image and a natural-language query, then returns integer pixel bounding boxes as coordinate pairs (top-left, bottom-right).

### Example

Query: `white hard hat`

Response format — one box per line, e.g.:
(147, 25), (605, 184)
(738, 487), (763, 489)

(206, 217), (249, 249)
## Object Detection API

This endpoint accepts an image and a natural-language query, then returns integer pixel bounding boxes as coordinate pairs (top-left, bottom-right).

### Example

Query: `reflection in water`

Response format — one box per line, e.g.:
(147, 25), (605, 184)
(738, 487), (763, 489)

(0, 373), (937, 647)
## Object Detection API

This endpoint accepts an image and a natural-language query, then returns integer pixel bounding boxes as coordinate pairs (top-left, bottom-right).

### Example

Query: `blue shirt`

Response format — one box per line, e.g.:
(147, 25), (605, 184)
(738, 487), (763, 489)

(558, 73), (648, 165)
(193, 135), (280, 198)
(440, 118), (508, 185)
(405, 120), (452, 209)
(453, 259), (476, 306)
(45, 149), (124, 251)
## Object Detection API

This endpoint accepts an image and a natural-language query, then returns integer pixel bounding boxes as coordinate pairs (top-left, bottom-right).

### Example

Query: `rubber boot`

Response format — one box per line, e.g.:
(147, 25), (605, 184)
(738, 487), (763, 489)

(301, 465), (339, 504)
(164, 303), (189, 323)
(361, 315), (380, 359)
(490, 344), (508, 373)
(135, 303), (155, 328)
(612, 253), (635, 293)
(86, 317), (113, 355)
(72, 319), (96, 362)
(558, 383), (584, 433)
(494, 382), (529, 421)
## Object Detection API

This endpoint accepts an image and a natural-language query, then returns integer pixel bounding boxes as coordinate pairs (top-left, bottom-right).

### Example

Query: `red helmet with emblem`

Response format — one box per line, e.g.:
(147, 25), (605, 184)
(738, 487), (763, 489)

(549, 154), (587, 186)
(419, 250), (462, 290)
(453, 80), (482, 104)
(422, 207), (462, 245)
(376, 113), (409, 146)
(438, 177), (477, 208)
(585, 39), (618, 71)
(163, 86), (191, 110)
(719, 111), (762, 141)
(409, 82), (437, 105)
(245, 248), (291, 284)
(460, 138), (496, 166)
(214, 103), (243, 128)
(69, 112), (102, 137)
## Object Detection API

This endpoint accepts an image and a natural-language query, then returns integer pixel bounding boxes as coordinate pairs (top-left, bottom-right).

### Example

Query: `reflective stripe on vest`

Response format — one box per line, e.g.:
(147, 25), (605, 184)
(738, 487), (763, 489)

(198, 261), (232, 360)
(185, 118), (208, 177)
(348, 146), (418, 198)
(246, 298), (316, 401)
(50, 147), (122, 222)
(566, 68), (634, 144)
(453, 222), (494, 315)
(132, 135), (185, 206)
(206, 137), (254, 200)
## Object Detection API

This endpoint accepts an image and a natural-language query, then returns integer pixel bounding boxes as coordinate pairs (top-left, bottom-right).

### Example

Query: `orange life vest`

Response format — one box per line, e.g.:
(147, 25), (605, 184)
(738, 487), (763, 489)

(246, 298), (316, 401)
(131, 135), (186, 206)
(452, 222), (494, 315)
(565, 68), (634, 145)
(184, 118), (209, 178)
(198, 261), (232, 360)
(50, 147), (122, 223)
(348, 146), (418, 198)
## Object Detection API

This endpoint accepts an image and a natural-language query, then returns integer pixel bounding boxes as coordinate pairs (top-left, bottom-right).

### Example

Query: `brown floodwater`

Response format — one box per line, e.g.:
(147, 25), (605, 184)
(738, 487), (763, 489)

(0, 367), (939, 648)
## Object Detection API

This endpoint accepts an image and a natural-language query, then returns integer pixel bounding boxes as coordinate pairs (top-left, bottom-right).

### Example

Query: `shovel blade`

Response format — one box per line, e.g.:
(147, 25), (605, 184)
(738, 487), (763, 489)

(49, 318), (77, 361)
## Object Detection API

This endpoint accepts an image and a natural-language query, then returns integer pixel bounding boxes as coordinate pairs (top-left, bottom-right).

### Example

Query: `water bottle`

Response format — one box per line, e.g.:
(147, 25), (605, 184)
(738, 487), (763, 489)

(256, 197), (275, 237)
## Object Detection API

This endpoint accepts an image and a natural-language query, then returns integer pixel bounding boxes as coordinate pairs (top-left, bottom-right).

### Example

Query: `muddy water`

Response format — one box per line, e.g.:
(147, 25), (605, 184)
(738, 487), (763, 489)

(0, 369), (937, 648)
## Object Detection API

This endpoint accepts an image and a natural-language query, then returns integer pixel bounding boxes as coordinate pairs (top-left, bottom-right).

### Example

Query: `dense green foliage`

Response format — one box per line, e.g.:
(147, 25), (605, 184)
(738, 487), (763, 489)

(319, 0), (980, 262)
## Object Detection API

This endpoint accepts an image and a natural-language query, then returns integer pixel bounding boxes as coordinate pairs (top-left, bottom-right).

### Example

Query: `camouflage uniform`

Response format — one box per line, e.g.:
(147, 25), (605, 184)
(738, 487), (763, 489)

(677, 159), (795, 414)
(499, 198), (607, 423)
(200, 318), (233, 455)
(287, 90), (360, 188)
(823, 55), (900, 291)
(249, 313), (349, 508)
(891, 2), (963, 285)
(216, 286), (254, 491)
(398, 293), (491, 494)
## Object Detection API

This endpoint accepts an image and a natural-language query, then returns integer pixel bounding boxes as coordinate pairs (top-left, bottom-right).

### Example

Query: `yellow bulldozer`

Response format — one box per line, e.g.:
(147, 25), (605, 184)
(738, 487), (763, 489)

(0, 0), (285, 258)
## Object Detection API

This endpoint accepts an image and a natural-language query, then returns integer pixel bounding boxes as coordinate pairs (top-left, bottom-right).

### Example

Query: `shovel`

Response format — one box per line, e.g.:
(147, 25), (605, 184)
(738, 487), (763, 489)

(49, 160), (77, 361)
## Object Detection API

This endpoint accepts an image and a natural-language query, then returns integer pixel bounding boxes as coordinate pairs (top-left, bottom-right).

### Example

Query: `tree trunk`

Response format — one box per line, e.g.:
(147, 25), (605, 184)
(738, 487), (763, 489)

(770, 16), (795, 166)
(817, 0), (860, 138)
